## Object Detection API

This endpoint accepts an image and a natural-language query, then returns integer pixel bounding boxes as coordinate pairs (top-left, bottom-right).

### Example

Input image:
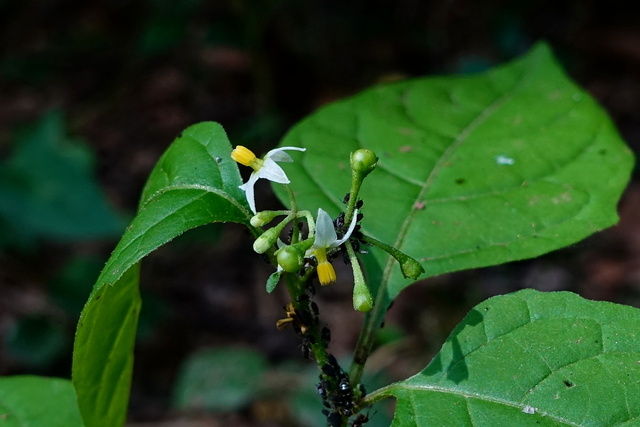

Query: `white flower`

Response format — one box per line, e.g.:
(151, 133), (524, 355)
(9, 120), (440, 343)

(307, 208), (358, 285)
(231, 145), (306, 213)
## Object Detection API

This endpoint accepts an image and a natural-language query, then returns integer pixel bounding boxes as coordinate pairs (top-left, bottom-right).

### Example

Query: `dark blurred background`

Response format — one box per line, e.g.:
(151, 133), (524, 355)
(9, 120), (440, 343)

(2, 1), (640, 426)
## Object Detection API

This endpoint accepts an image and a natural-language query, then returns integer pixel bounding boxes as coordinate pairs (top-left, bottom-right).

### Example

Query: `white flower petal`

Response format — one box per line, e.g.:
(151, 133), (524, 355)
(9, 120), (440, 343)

(258, 158), (290, 184)
(267, 151), (293, 163)
(236, 146), (305, 213)
(313, 208), (337, 249)
(333, 209), (359, 247)
(239, 172), (260, 213)
(267, 146), (306, 163)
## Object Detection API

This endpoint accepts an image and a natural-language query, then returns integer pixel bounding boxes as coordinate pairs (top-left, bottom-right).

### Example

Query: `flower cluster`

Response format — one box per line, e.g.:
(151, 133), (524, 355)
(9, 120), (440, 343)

(230, 144), (418, 313)
(230, 143), (424, 424)
(231, 144), (364, 291)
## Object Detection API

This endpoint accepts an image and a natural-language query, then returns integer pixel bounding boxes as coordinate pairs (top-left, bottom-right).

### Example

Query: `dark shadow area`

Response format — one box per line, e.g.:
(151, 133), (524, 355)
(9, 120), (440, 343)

(419, 308), (483, 384)
(2, 1), (640, 425)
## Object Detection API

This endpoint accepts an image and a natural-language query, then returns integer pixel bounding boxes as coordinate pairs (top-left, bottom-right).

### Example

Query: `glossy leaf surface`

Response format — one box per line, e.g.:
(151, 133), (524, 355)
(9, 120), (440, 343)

(0, 376), (84, 427)
(380, 289), (640, 426)
(72, 122), (251, 427)
(277, 43), (633, 300)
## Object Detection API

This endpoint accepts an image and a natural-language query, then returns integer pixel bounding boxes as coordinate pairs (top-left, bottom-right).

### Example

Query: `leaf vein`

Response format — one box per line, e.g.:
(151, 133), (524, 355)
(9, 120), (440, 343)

(379, 60), (533, 297)
(97, 289), (138, 420)
(397, 383), (582, 426)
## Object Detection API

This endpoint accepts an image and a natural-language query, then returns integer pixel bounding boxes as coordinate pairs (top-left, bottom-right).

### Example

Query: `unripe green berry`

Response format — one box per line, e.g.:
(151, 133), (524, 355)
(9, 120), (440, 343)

(350, 149), (378, 177)
(276, 246), (303, 273)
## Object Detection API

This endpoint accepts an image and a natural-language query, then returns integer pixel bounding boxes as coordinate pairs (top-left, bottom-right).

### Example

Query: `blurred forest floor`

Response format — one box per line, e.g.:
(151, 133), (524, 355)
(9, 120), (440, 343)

(2, 1), (640, 426)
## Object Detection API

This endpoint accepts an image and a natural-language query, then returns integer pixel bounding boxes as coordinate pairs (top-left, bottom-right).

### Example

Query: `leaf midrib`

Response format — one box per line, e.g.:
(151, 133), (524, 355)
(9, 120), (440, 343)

(383, 63), (534, 285)
(393, 383), (583, 427)
(96, 284), (138, 424)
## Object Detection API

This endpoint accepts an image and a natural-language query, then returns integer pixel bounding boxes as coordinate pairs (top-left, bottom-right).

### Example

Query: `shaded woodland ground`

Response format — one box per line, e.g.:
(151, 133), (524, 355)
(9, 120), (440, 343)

(2, 1), (640, 425)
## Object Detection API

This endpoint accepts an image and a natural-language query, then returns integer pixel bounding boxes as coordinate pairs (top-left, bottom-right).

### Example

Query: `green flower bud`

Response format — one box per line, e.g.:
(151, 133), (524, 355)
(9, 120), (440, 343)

(250, 214), (268, 228)
(343, 239), (374, 312)
(251, 211), (276, 227)
(250, 210), (291, 227)
(359, 233), (424, 280)
(400, 257), (425, 280)
(353, 278), (373, 312)
(350, 149), (378, 178)
(276, 246), (304, 273)
(253, 227), (280, 254)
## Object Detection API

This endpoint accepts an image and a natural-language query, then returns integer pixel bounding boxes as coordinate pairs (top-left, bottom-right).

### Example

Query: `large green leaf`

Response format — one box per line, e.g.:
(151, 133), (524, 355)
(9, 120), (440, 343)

(72, 122), (251, 427)
(0, 376), (84, 427)
(378, 289), (640, 426)
(276, 43), (633, 301)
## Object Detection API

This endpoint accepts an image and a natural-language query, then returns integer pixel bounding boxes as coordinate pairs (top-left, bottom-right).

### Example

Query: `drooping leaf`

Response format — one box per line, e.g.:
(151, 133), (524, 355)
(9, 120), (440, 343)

(72, 122), (252, 427)
(172, 347), (268, 412)
(0, 376), (84, 427)
(276, 42), (633, 302)
(72, 265), (141, 427)
(379, 289), (640, 426)
(0, 110), (125, 249)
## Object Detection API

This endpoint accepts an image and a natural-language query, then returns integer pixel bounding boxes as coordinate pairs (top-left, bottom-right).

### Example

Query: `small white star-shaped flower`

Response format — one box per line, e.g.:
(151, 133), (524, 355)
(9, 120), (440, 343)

(307, 208), (358, 285)
(231, 145), (305, 213)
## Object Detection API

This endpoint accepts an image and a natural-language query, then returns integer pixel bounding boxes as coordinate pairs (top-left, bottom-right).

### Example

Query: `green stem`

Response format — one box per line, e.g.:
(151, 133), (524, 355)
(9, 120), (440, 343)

(284, 184), (299, 243)
(285, 184), (297, 213)
(361, 234), (402, 259)
(297, 210), (316, 237)
(361, 382), (395, 406)
(348, 295), (386, 387)
(362, 234), (424, 280)
(282, 273), (333, 391)
(343, 172), (363, 227)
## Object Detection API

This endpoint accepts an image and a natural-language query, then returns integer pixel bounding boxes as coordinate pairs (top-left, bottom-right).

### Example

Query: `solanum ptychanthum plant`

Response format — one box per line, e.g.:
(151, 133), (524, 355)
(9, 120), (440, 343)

(57, 42), (637, 427)
(191, 140), (425, 425)
(230, 142), (422, 425)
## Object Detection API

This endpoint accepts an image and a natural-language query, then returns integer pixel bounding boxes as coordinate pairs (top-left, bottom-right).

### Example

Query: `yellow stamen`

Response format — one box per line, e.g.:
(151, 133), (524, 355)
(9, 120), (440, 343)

(317, 261), (337, 285)
(315, 248), (336, 285)
(231, 145), (263, 170)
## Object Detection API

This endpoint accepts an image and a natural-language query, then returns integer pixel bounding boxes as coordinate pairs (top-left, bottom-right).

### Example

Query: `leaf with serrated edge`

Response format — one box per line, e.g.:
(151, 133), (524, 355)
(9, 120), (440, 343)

(72, 122), (252, 427)
(378, 289), (640, 426)
(276, 43), (633, 301)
